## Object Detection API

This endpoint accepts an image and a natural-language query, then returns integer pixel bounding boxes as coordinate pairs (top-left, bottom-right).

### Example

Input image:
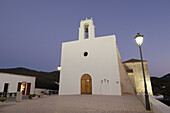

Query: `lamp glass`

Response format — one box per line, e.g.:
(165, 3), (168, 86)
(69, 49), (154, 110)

(58, 66), (61, 71)
(135, 36), (143, 46)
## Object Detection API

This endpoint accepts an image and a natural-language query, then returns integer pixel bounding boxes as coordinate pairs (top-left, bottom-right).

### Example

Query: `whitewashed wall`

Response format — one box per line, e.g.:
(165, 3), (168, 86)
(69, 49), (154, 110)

(139, 94), (170, 113)
(59, 35), (122, 95)
(0, 73), (35, 94)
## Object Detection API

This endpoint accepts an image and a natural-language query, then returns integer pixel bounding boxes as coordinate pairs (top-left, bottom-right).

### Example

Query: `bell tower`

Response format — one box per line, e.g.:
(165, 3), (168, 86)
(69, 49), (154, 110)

(79, 18), (95, 40)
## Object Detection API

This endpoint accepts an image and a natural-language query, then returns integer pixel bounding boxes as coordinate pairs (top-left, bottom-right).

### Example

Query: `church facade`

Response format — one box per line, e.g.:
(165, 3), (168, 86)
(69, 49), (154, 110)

(59, 18), (135, 95)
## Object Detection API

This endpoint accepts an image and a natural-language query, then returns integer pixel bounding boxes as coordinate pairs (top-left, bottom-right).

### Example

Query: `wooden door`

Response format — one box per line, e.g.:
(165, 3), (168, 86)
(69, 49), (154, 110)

(81, 74), (92, 94)
(3, 83), (9, 97)
(3, 83), (9, 93)
(17, 83), (21, 91)
(26, 83), (31, 95)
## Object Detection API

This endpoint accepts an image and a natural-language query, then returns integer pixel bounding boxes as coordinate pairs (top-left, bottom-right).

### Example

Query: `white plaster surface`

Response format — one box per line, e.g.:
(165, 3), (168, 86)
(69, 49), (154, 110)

(59, 19), (123, 95)
(117, 55), (135, 94)
(139, 94), (170, 113)
(59, 35), (122, 95)
(0, 95), (153, 113)
(0, 73), (35, 94)
(150, 96), (170, 113)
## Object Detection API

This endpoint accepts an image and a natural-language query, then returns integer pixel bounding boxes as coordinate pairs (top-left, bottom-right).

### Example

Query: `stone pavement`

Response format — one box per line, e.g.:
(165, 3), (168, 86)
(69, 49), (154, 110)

(5, 95), (29, 102)
(0, 95), (153, 113)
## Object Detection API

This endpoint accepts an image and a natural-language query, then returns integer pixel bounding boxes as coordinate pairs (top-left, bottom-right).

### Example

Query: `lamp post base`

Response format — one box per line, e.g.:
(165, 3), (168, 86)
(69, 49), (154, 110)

(145, 94), (151, 110)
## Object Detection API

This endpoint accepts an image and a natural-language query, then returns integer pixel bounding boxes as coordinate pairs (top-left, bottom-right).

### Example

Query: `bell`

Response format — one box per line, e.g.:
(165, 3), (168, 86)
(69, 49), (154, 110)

(85, 28), (88, 32)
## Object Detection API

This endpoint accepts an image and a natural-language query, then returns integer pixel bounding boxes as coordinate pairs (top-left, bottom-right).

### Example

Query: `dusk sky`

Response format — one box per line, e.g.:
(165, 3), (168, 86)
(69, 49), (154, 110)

(0, 0), (170, 77)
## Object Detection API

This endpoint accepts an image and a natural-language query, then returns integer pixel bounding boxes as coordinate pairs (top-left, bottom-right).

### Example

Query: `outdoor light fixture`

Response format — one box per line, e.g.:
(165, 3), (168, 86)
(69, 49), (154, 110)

(134, 33), (150, 110)
(57, 65), (61, 71)
(135, 33), (144, 46)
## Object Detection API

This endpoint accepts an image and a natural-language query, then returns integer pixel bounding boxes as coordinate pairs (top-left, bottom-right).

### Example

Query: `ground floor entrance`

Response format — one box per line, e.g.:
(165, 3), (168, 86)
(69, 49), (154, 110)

(17, 82), (31, 95)
(3, 83), (9, 97)
(81, 74), (92, 94)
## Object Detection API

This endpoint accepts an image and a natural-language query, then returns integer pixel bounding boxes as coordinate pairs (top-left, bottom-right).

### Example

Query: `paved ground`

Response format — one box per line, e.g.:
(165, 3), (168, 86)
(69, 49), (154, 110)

(5, 96), (29, 102)
(0, 95), (153, 113)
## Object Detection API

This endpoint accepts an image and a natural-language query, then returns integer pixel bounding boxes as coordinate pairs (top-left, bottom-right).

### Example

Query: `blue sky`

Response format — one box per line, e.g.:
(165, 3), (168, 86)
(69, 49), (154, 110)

(0, 0), (170, 77)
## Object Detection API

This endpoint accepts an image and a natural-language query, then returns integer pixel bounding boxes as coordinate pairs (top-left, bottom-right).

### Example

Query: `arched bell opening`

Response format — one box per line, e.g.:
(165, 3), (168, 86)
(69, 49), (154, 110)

(84, 24), (89, 39)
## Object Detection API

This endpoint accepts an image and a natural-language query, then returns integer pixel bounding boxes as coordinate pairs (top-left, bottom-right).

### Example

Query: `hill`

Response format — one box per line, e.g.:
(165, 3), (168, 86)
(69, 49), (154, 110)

(1, 67), (169, 96)
(0, 67), (60, 90)
(151, 73), (170, 97)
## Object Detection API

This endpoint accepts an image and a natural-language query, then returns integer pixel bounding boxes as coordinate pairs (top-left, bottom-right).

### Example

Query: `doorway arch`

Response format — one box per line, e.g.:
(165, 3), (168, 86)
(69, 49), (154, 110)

(81, 74), (92, 94)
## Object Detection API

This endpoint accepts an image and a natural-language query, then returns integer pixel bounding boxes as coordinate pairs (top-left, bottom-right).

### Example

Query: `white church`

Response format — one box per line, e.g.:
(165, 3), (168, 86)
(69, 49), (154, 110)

(59, 18), (152, 95)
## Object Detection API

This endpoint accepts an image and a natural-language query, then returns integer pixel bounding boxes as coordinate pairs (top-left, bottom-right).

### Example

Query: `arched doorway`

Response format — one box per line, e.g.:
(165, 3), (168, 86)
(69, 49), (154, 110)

(81, 74), (92, 94)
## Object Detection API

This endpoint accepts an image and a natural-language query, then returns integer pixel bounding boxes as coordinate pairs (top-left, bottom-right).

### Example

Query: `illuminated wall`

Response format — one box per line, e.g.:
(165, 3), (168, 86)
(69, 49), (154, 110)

(123, 59), (153, 95)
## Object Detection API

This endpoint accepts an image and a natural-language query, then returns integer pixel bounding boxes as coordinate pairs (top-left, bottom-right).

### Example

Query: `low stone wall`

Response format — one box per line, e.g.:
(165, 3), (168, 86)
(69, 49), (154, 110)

(35, 88), (47, 95)
(139, 93), (170, 113)
(0, 92), (17, 98)
(35, 88), (58, 95)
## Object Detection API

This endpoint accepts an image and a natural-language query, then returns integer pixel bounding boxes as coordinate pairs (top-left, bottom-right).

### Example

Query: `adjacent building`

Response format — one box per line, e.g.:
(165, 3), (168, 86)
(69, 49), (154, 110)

(123, 59), (153, 95)
(0, 73), (36, 97)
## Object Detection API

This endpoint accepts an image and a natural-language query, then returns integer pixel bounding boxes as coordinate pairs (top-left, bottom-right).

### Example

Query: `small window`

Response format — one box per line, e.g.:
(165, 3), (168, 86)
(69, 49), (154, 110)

(84, 52), (88, 57)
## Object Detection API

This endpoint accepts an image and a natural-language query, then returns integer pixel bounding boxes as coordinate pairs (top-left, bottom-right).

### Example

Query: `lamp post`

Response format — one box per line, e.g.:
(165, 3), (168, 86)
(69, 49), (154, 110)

(134, 33), (151, 110)
(57, 65), (61, 94)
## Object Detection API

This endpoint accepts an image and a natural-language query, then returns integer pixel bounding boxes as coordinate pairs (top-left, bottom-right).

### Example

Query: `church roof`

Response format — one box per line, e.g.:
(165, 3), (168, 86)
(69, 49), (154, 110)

(122, 59), (147, 63)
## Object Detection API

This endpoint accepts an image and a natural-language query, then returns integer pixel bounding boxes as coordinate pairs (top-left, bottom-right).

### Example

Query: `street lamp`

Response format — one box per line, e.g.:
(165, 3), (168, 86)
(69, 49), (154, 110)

(134, 33), (151, 110)
(57, 65), (61, 71)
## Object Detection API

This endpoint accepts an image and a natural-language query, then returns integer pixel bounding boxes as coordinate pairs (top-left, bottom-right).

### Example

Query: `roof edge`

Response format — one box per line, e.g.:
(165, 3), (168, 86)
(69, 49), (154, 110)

(122, 58), (147, 63)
